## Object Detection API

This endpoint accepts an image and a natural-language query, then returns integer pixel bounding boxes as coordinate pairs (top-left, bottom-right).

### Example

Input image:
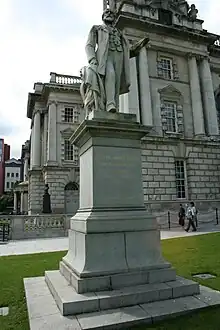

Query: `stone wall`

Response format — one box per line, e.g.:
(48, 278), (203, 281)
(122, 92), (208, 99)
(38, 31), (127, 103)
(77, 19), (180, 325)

(43, 166), (79, 214)
(28, 170), (45, 214)
(142, 141), (176, 205)
(141, 138), (220, 212)
(187, 145), (220, 201)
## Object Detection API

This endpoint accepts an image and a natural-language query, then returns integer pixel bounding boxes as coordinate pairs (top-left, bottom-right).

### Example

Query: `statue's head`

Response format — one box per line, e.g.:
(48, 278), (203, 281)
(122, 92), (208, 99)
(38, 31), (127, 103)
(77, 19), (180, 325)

(102, 9), (115, 24)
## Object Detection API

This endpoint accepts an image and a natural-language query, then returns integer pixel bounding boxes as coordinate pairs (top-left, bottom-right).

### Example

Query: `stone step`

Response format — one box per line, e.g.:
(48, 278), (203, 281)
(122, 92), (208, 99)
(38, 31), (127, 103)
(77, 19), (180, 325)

(45, 270), (200, 316)
(60, 260), (176, 293)
(76, 294), (210, 330)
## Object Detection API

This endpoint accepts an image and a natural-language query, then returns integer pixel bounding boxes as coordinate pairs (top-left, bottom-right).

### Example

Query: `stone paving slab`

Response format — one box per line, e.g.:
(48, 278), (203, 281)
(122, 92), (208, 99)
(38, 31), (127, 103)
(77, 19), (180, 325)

(24, 276), (220, 330)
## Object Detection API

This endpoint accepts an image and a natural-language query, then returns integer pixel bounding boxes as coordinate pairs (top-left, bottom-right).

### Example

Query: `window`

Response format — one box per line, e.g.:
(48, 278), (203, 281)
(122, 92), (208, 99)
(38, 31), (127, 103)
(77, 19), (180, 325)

(73, 108), (79, 123)
(7, 173), (10, 177)
(11, 173), (14, 178)
(64, 107), (73, 122)
(163, 102), (177, 132)
(6, 182), (9, 189)
(158, 58), (173, 79)
(11, 182), (14, 189)
(64, 140), (73, 161)
(16, 173), (19, 178)
(175, 161), (186, 199)
(158, 9), (173, 25)
(64, 107), (80, 123)
(74, 146), (79, 164)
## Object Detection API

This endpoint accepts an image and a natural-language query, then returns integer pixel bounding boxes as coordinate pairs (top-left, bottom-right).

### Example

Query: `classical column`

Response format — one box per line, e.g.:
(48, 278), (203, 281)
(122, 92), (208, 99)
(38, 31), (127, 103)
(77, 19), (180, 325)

(200, 56), (219, 136)
(43, 112), (48, 165)
(47, 101), (57, 165)
(30, 130), (33, 169)
(129, 57), (140, 122)
(20, 192), (24, 214)
(138, 46), (153, 126)
(188, 54), (205, 136)
(32, 110), (41, 167)
(13, 192), (17, 214)
(24, 153), (29, 181)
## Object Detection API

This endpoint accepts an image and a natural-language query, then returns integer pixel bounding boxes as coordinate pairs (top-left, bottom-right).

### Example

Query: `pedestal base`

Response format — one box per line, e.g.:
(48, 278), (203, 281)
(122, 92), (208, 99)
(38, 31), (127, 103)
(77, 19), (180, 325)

(24, 274), (220, 330)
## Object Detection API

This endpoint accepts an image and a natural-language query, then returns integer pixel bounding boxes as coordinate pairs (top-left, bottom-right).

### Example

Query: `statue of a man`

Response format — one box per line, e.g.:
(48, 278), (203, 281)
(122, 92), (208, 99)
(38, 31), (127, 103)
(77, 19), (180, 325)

(85, 9), (130, 113)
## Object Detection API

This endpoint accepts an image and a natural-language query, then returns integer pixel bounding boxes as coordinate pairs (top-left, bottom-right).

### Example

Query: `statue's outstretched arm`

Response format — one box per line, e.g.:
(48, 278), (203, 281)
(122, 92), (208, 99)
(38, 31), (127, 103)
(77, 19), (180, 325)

(130, 37), (150, 58)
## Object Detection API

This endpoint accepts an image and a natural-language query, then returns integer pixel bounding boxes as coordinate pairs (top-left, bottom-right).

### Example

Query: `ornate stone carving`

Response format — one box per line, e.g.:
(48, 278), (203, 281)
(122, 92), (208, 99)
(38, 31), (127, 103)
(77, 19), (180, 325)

(188, 4), (198, 21)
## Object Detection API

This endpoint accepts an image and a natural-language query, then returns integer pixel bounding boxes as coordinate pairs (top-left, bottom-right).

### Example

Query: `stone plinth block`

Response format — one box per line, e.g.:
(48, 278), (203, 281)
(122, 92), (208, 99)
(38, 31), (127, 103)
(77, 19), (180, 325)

(62, 111), (169, 283)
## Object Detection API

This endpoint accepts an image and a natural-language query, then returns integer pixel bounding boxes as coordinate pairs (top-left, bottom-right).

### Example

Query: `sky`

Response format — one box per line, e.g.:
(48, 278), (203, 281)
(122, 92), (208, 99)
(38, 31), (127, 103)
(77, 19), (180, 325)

(0, 0), (219, 158)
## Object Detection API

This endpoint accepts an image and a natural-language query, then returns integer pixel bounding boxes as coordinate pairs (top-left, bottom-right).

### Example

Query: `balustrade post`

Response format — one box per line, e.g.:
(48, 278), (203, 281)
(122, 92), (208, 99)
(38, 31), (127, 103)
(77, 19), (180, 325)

(216, 208), (219, 225)
(168, 211), (171, 230)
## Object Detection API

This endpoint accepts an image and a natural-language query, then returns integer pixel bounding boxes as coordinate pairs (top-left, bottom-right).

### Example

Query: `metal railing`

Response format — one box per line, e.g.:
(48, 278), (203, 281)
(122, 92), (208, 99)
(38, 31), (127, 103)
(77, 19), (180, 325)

(0, 223), (10, 242)
(156, 208), (220, 230)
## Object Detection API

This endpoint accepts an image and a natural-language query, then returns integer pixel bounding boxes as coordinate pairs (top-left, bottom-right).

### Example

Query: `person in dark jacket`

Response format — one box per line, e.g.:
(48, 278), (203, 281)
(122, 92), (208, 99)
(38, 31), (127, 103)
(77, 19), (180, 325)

(178, 204), (185, 227)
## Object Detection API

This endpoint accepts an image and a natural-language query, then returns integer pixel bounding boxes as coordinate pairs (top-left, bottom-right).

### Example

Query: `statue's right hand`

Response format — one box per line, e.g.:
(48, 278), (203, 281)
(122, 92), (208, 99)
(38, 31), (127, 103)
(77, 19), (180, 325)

(90, 58), (98, 66)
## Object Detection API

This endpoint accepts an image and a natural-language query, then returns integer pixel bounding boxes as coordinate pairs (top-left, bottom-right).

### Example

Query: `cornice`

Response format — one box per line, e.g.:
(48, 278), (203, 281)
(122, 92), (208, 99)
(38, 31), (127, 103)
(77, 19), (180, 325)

(116, 12), (217, 46)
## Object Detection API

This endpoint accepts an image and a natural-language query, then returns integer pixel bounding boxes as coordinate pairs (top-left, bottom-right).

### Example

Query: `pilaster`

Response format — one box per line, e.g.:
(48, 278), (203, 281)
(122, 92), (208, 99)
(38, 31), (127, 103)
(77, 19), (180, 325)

(188, 53), (205, 137)
(43, 111), (48, 166)
(32, 110), (41, 167)
(47, 101), (57, 166)
(138, 46), (153, 127)
(199, 55), (219, 136)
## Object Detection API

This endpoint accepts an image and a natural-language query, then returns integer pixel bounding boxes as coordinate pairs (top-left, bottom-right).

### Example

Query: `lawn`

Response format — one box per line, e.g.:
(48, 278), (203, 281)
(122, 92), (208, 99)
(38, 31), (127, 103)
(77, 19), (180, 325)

(1, 233), (220, 329)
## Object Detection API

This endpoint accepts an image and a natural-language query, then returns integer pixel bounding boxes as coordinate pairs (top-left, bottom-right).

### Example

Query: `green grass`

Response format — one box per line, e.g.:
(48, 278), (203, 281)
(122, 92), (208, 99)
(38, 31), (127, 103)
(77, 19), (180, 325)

(1, 233), (220, 329)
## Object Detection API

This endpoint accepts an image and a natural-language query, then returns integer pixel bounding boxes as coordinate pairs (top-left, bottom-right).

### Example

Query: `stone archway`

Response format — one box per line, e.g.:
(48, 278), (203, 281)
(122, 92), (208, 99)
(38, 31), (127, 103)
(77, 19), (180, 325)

(64, 182), (79, 215)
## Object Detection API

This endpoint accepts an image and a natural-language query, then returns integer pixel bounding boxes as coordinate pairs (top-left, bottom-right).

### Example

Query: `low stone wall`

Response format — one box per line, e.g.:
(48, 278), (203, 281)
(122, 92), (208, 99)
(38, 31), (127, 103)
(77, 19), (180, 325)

(0, 215), (71, 240)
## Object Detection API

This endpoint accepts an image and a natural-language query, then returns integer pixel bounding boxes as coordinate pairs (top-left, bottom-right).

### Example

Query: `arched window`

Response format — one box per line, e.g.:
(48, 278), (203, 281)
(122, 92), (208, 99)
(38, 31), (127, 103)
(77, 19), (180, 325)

(64, 182), (79, 191)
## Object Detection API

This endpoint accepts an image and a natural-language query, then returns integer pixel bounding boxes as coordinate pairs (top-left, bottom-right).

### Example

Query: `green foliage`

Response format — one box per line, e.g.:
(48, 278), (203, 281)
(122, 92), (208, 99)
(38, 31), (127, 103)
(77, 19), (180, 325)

(0, 193), (13, 212)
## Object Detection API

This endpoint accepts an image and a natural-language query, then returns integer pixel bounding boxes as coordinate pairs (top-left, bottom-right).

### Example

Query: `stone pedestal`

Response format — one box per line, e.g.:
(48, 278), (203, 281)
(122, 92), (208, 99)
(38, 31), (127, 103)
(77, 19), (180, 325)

(61, 111), (169, 288)
(24, 112), (214, 330)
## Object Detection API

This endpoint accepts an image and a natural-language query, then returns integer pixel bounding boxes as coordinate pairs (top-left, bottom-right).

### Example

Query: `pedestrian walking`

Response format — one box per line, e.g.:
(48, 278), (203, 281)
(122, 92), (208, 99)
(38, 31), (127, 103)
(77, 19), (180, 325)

(185, 202), (197, 232)
(178, 204), (185, 228)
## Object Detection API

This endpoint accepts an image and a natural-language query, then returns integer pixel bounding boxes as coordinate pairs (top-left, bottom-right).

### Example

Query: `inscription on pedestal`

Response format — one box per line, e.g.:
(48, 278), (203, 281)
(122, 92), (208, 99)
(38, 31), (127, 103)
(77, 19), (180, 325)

(94, 147), (143, 206)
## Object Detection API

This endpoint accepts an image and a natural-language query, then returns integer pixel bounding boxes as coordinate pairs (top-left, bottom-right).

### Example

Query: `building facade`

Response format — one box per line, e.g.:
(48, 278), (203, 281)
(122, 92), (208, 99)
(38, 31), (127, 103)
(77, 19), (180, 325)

(0, 139), (10, 195)
(26, 74), (83, 214)
(4, 158), (22, 192)
(26, 0), (220, 215)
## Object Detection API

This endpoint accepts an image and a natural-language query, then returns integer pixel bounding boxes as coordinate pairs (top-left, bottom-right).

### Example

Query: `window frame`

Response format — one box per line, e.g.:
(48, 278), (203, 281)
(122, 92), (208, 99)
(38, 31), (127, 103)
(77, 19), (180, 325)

(163, 101), (178, 133)
(175, 160), (187, 200)
(64, 107), (74, 123)
(158, 57), (173, 80)
(64, 140), (74, 161)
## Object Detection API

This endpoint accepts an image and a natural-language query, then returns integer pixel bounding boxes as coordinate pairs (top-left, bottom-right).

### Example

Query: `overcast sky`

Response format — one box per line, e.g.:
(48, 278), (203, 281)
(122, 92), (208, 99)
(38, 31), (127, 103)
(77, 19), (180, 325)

(0, 0), (219, 158)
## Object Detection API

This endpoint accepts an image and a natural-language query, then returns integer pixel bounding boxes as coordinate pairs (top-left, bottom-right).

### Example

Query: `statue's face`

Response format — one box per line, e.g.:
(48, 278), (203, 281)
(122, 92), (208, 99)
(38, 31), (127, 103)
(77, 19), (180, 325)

(102, 9), (115, 24)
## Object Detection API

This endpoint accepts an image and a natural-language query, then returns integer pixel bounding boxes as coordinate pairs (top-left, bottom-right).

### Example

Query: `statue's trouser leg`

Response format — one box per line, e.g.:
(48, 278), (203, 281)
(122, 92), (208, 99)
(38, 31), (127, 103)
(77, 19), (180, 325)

(105, 51), (123, 112)
(114, 52), (123, 111)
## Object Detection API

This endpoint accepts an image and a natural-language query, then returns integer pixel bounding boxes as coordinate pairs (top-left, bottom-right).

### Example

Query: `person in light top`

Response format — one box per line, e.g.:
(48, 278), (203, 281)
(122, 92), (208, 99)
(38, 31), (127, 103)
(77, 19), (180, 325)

(185, 201), (197, 232)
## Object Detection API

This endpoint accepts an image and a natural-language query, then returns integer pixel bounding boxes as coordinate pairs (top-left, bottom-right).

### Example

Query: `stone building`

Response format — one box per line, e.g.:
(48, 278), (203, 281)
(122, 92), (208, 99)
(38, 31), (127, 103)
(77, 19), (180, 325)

(4, 158), (22, 192)
(27, 73), (83, 214)
(27, 0), (220, 215)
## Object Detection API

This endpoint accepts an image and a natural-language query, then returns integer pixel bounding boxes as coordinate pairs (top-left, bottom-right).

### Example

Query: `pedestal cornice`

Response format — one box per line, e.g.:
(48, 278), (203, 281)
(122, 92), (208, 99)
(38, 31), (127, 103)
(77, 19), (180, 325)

(70, 112), (152, 149)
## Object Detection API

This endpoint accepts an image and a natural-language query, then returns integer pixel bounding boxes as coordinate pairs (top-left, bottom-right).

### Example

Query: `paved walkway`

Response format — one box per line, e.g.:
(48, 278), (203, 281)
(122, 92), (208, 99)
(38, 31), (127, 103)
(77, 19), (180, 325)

(0, 226), (220, 257)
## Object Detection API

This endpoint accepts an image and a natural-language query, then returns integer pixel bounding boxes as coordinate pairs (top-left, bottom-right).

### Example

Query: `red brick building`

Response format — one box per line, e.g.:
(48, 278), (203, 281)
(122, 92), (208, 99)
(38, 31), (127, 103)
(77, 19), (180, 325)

(0, 139), (10, 195)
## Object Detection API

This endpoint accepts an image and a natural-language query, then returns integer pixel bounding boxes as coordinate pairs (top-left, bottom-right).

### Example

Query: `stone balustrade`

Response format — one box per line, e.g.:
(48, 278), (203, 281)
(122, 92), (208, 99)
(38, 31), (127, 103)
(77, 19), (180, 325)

(0, 215), (71, 240)
(50, 72), (82, 85)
